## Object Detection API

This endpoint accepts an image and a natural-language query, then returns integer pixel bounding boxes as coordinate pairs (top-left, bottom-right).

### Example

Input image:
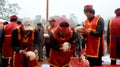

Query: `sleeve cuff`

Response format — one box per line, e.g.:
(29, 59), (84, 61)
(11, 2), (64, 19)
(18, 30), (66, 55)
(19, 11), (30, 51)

(19, 50), (22, 53)
(34, 49), (38, 53)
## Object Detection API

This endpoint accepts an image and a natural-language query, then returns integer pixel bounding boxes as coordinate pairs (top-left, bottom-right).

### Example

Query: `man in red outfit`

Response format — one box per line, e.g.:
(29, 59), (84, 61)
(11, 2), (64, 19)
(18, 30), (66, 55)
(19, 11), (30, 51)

(12, 18), (39, 67)
(44, 17), (58, 58)
(77, 5), (104, 66)
(0, 15), (19, 67)
(48, 17), (76, 67)
(107, 8), (120, 65)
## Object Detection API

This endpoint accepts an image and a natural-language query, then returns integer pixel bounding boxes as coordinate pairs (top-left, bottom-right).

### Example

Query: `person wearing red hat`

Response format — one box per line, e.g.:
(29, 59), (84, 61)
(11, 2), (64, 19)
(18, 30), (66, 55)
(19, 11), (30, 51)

(77, 5), (104, 66)
(0, 15), (19, 67)
(48, 18), (76, 67)
(107, 8), (120, 65)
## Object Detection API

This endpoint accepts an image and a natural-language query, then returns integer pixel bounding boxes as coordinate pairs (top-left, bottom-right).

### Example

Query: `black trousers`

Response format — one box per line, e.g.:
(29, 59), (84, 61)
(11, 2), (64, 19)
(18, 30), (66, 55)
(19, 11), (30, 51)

(87, 57), (102, 66)
(111, 60), (116, 65)
(45, 44), (50, 58)
(2, 58), (12, 67)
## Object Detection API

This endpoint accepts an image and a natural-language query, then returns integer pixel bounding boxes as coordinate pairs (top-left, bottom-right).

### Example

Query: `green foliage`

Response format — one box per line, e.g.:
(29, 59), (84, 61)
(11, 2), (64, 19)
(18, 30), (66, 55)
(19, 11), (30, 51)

(33, 15), (46, 27)
(69, 14), (78, 27)
(0, 0), (21, 21)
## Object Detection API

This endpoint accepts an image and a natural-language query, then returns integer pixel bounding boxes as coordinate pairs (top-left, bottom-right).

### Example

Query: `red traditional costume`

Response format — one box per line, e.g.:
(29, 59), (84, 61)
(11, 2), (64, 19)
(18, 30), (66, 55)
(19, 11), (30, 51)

(44, 17), (58, 58)
(107, 8), (120, 64)
(12, 27), (38, 67)
(109, 17), (120, 59)
(83, 5), (104, 66)
(1, 15), (19, 67)
(84, 16), (104, 57)
(48, 18), (76, 67)
(2, 22), (19, 58)
(12, 19), (39, 67)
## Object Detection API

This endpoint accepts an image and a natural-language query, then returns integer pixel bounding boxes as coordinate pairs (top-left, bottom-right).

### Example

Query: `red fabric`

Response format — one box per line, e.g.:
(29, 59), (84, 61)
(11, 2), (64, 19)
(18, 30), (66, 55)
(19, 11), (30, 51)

(13, 53), (37, 67)
(84, 16), (104, 57)
(52, 26), (73, 43)
(13, 28), (38, 67)
(109, 16), (120, 59)
(2, 22), (19, 58)
(84, 5), (93, 9)
(58, 26), (70, 32)
(18, 30), (34, 51)
(93, 65), (120, 67)
(71, 57), (120, 67)
(49, 31), (73, 66)
(71, 57), (90, 67)
(49, 49), (71, 67)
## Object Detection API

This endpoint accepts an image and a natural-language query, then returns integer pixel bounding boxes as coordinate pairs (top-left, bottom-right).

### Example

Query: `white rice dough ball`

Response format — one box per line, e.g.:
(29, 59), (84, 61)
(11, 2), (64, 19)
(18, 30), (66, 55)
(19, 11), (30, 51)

(43, 33), (50, 38)
(63, 42), (70, 52)
(26, 51), (36, 61)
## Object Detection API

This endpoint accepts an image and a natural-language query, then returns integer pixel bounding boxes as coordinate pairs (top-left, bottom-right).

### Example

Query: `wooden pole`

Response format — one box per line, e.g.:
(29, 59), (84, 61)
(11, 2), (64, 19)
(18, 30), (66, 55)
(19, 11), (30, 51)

(46, 0), (49, 21)
(45, 0), (49, 32)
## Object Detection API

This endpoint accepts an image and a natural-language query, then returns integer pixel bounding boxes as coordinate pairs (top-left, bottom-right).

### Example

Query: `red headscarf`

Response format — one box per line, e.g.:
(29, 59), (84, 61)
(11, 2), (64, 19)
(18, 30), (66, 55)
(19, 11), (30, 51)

(52, 18), (73, 43)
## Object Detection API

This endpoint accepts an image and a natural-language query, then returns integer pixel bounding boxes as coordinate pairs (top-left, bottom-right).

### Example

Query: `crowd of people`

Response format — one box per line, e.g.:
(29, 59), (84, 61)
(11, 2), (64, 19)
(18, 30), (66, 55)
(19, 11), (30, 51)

(0, 4), (120, 67)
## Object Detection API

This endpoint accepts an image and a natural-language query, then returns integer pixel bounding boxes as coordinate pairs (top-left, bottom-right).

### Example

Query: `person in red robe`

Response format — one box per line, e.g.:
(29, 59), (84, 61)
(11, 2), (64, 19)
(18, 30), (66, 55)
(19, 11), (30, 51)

(12, 18), (39, 67)
(107, 8), (120, 65)
(48, 17), (76, 67)
(77, 5), (104, 66)
(44, 17), (58, 58)
(0, 15), (19, 67)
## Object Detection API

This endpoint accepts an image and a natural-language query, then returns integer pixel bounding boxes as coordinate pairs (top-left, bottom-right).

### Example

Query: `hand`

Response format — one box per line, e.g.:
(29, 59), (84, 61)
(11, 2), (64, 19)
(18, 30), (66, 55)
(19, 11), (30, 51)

(60, 42), (71, 52)
(59, 47), (64, 51)
(76, 28), (84, 33)
(80, 28), (90, 35)
(34, 50), (38, 56)
(43, 33), (50, 38)
(21, 50), (28, 57)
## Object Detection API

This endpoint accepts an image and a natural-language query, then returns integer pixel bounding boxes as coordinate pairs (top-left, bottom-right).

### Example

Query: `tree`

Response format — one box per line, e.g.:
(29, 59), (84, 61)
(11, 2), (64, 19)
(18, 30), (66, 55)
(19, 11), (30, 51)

(41, 18), (46, 26)
(69, 13), (78, 27)
(0, 0), (6, 19)
(0, 0), (21, 21)
(33, 15), (41, 26)
(35, 15), (41, 22)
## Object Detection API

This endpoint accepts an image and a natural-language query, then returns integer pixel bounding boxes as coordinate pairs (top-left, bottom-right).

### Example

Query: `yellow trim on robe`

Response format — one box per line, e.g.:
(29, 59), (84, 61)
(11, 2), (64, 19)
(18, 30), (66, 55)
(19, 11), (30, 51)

(32, 27), (35, 41)
(84, 16), (101, 58)
(109, 19), (119, 60)
(13, 51), (16, 67)
(5, 35), (11, 37)
(109, 19), (112, 49)
(1, 56), (12, 59)
(49, 61), (71, 67)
